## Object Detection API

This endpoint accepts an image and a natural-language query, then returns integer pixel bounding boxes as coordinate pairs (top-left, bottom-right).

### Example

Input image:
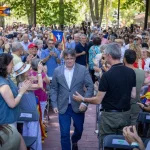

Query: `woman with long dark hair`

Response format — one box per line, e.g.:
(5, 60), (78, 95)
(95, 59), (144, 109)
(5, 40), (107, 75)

(0, 53), (31, 124)
(0, 53), (31, 150)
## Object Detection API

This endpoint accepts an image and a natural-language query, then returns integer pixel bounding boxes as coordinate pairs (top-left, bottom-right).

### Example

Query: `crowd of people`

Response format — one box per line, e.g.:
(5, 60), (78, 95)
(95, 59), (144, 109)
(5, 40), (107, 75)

(0, 22), (150, 150)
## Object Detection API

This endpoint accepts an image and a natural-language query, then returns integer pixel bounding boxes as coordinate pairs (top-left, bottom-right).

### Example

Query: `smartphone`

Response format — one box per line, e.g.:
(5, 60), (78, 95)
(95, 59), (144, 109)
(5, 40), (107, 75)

(142, 98), (147, 104)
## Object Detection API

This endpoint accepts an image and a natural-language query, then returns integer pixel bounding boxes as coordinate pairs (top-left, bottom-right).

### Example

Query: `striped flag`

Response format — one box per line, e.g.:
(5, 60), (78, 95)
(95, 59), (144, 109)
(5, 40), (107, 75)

(50, 30), (66, 50)
(0, 6), (10, 16)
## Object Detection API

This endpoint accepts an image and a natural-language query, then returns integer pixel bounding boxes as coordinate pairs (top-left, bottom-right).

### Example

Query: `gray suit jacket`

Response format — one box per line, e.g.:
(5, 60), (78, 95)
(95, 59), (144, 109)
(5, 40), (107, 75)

(50, 63), (94, 114)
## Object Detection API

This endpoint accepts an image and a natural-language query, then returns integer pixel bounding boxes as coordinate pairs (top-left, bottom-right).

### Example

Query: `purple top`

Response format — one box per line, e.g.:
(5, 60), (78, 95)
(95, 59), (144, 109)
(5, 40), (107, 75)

(31, 71), (47, 102)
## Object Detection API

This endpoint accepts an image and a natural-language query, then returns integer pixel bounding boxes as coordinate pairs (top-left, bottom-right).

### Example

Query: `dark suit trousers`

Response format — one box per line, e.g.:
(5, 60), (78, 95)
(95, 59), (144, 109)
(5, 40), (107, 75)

(59, 104), (85, 150)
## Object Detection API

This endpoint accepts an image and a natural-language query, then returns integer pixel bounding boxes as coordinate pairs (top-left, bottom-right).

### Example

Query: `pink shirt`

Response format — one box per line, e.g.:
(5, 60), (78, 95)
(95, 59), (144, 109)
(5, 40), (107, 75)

(101, 38), (109, 45)
(31, 71), (47, 102)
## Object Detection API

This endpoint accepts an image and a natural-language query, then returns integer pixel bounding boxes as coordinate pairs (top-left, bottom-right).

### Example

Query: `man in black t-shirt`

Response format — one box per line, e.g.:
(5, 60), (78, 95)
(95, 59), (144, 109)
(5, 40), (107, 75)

(73, 43), (136, 145)
(75, 34), (87, 66)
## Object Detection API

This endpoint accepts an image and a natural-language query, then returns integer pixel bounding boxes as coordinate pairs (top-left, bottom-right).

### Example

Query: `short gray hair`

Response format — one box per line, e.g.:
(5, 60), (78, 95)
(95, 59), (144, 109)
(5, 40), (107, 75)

(104, 43), (121, 60)
(12, 42), (23, 52)
(34, 39), (43, 45)
(100, 44), (107, 52)
(80, 34), (87, 38)
(31, 58), (40, 71)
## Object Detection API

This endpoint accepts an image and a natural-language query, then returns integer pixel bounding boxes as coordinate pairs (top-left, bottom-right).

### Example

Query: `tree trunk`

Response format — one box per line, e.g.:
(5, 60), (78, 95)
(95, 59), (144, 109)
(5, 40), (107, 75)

(148, 0), (150, 28)
(89, 0), (96, 23)
(24, 0), (33, 25)
(0, 2), (5, 28)
(106, 0), (108, 29)
(99, 0), (104, 27)
(144, 0), (149, 29)
(59, 0), (64, 27)
(95, 0), (99, 21)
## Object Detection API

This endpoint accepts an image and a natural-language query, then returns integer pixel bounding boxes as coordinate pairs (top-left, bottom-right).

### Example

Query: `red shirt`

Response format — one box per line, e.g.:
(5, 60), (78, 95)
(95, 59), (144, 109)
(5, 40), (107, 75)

(133, 59), (145, 69)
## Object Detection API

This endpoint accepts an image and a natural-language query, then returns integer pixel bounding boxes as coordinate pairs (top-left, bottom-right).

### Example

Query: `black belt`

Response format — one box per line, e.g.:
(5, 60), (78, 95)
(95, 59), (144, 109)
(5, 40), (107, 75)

(100, 109), (130, 112)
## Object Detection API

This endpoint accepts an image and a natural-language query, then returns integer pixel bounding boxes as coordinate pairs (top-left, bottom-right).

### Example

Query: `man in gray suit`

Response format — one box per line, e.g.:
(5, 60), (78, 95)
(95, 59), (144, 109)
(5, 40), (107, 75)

(51, 49), (94, 150)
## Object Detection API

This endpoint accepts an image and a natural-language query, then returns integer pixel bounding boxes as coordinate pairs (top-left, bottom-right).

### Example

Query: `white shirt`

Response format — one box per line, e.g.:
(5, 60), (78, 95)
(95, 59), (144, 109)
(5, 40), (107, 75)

(144, 58), (150, 71)
(64, 66), (75, 103)
(120, 46), (126, 63)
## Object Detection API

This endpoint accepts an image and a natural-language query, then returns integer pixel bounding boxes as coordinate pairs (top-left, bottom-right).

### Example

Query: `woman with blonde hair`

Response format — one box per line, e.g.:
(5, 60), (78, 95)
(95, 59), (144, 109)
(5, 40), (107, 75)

(14, 61), (43, 150)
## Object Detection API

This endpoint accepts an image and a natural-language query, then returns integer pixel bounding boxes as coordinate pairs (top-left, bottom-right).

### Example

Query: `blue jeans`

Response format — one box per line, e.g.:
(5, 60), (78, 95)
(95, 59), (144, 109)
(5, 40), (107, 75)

(59, 104), (85, 150)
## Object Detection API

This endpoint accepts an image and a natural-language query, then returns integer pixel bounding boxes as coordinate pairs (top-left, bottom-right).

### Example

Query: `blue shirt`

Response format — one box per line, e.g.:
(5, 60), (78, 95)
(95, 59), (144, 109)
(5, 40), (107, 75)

(0, 48), (3, 54)
(65, 42), (72, 50)
(0, 76), (19, 124)
(41, 48), (59, 77)
(70, 41), (79, 50)
(75, 42), (87, 66)
(20, 41), (30, 51)
(56, 48), (64, 66)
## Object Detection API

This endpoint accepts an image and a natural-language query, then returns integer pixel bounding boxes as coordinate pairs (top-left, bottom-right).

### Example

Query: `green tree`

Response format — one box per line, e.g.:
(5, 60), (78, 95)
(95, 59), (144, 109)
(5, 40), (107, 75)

(4, 0), (80, 26)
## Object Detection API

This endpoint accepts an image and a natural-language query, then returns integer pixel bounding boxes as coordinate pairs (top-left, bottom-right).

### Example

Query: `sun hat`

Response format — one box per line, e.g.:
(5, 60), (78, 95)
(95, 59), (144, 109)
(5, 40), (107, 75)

(28, 43), (38, 49)
(115, 39), (124, 44)
(14, 62), (31, 76)
(136, 34), (142, 40)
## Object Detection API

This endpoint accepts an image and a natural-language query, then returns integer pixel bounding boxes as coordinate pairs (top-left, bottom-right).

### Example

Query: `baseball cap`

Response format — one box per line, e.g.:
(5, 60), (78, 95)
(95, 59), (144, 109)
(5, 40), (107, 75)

(28, 43), (37, 49)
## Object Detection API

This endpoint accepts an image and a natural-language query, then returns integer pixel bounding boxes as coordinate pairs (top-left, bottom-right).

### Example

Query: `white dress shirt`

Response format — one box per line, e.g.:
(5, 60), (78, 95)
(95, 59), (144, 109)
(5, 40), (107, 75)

(64, 66), (75, 103)
(64, 65), (87, 107)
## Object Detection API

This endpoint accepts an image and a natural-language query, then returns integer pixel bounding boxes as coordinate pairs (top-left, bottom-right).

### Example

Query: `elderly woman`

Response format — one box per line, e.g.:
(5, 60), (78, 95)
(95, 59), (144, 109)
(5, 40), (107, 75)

(14, 61), (43, 150)
(34, 39), (44, 59)
(0, 53), (31, 125)
(88, 37), (101, 82)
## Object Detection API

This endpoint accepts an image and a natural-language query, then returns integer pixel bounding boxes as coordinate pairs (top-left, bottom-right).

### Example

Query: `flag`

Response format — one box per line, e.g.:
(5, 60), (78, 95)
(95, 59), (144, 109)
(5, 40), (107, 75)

(0, 6), (10, 16)
(51, 30), (66, 50)
(52, 30), (64, 42)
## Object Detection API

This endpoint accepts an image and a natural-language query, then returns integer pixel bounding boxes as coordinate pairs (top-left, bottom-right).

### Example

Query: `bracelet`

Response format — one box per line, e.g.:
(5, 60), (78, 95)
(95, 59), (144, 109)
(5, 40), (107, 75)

(131, 142), (139, 149)
(17, 93), (23, 97)
(82, 97), (85, 102)
(142, 106), (145, 110)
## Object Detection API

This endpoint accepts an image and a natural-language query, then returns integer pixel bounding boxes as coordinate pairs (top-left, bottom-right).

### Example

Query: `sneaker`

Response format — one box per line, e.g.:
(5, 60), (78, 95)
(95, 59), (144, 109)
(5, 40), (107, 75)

(72, 143), (78, 150)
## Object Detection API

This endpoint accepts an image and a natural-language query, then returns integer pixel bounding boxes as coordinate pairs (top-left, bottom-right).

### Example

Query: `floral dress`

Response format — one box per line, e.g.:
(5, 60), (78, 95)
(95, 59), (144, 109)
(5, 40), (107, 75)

(89, 45), (101, 70)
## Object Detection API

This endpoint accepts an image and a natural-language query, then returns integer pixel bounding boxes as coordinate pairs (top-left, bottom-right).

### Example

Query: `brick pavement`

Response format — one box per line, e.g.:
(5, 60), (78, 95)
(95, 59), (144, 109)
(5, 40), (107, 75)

(42, 104), (98, 150)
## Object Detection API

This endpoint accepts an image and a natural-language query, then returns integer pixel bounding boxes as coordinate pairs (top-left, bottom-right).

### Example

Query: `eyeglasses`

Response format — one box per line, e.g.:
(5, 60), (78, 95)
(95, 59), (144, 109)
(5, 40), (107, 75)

(48, 43), (54, 45)
(65, 57), (75, 61)
(134, 38), (141, 41)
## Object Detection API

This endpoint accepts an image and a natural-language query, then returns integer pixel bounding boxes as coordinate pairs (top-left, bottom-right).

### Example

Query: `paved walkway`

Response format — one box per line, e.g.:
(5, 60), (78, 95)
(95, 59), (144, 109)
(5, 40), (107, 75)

(43, 104), (98, 150)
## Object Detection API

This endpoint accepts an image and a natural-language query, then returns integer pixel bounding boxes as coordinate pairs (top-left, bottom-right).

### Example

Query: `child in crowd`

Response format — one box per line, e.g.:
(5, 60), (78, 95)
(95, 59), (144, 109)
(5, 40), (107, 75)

(14, 61), (43, 150)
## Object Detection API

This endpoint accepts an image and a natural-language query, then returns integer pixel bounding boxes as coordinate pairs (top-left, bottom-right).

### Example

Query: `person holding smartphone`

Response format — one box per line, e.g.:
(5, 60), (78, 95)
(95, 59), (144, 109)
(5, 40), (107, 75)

(123, 126), (147, 150)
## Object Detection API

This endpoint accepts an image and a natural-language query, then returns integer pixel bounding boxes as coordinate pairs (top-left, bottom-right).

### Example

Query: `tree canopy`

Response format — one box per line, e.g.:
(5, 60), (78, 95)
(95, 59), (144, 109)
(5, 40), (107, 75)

(0, 0), (148, 27)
